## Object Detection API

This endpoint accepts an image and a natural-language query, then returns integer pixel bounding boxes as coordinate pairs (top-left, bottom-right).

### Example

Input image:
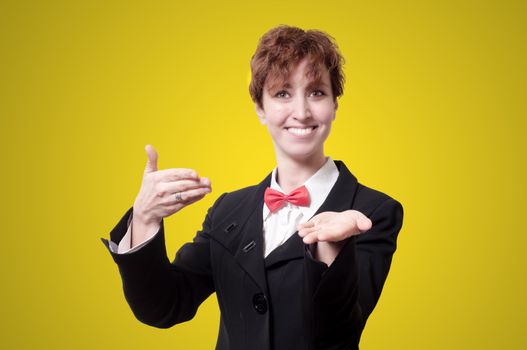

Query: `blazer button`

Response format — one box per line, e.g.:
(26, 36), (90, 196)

(252, 293), (268, 314)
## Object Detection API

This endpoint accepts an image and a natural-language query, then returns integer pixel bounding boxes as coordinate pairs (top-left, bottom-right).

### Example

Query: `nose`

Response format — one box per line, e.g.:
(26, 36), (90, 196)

(291, 96), (312, 121)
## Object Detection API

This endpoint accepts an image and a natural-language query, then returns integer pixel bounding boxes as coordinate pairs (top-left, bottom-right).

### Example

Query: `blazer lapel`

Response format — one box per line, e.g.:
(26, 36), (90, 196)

(264, 233), (304, 268)
(233, 198), (267, 291)
(208, 174), (271, 292)
(312, 160), (359, 215)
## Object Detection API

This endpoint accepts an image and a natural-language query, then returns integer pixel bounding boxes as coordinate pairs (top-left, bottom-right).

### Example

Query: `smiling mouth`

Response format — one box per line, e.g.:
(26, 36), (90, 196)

(285, 126), (318, 136)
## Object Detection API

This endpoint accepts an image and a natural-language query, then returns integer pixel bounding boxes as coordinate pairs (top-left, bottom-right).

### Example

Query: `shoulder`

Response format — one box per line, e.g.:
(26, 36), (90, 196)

(353, 182), (403, 221)
(206, 183), (264, 224)
(354, 182), (392, 209)
(223, 184), (260, 202)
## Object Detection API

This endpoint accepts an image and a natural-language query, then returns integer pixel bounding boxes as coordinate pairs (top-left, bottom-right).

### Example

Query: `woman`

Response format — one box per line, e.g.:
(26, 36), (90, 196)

(102, 25), (403, 350)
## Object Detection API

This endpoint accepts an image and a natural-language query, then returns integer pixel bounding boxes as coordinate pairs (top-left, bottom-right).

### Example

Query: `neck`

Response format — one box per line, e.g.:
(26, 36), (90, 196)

(275, 152), (327, 193)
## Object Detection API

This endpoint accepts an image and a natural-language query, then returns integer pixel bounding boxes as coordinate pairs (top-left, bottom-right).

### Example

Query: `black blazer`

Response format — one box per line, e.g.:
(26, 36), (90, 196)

(102, 161), (404, 350)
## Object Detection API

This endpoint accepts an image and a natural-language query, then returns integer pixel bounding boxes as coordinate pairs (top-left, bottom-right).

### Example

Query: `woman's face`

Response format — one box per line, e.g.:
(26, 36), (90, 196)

(256, 58), (338, 163)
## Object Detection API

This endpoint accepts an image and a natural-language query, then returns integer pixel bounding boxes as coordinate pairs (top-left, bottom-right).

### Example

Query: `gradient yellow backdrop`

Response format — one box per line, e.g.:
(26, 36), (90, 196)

(1, 0), (526, 349)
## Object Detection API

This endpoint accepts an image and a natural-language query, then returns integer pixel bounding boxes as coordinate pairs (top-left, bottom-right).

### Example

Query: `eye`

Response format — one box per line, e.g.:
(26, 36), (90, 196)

(274, 90), (290, 98)
(310, 90), (325, 97)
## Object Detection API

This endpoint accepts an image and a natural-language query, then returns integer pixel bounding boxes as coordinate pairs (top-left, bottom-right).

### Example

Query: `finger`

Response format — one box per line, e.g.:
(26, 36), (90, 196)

(180, 193), (206, 207)
(165, 187), (211, 206)
(156, 168), (199, 181)
(144, 144), (158, 173)
(297, 226), (317, 238)
(164, 193), (207, 214)
(180, 187), (212, 202)
(199, 177), (211, 186)
(357, 216), (373, 232)
(302, 231), (320, 244)
(316, 229), (342, 242)
(158, 178), (211, 196)
(316, 231), (329, 242)
(298, 221), (315, 230)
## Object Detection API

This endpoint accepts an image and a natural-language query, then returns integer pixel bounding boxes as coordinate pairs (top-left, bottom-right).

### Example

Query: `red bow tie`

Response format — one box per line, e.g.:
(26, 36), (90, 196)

(264, 185), (310, 213)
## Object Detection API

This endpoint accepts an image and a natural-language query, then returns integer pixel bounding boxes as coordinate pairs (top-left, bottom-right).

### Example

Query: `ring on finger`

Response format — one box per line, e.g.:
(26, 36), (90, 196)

(174, 192), (183, 202)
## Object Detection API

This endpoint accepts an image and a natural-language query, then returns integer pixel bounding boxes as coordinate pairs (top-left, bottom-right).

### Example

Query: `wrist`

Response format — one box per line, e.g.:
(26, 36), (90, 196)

(132, 206), (160, 227)
(131, 209), (161, 247)
(314, 240), (346, 266)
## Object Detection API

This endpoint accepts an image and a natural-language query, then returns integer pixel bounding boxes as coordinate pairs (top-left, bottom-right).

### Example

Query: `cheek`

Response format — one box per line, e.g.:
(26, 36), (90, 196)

(314, 105), (336, 123)
(267, 106), (290, 125)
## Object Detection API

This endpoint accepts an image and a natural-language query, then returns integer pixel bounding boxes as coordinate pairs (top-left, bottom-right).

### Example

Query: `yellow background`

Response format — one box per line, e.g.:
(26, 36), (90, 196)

(1, 0), (526, 349)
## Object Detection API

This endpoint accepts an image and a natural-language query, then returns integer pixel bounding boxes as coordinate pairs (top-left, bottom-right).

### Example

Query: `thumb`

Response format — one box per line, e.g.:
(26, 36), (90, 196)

(144, 144), (158, 173)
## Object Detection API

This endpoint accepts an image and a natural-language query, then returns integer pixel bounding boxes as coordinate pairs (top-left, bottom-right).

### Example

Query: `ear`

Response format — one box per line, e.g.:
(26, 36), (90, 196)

(333, 99), (338, 120)
(256, 103), (267, 125)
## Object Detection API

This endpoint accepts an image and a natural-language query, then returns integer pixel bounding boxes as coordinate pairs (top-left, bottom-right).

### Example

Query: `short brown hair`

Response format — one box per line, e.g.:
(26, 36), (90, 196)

(249, 25), (345, 107)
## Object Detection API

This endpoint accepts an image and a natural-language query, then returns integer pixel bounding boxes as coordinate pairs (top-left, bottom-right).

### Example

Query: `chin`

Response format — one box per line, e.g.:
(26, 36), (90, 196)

(279, 145), (324, 162)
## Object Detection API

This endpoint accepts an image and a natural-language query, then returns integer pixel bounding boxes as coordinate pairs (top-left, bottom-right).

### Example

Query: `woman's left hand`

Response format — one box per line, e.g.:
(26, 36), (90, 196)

(298, 210), (372, 244)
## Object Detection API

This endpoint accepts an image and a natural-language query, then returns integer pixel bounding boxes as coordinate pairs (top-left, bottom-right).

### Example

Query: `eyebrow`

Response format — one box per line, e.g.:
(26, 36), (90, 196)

(306, 80), (330, 90)
(265, 75), (331, 94)
(268, 80), (330, 92)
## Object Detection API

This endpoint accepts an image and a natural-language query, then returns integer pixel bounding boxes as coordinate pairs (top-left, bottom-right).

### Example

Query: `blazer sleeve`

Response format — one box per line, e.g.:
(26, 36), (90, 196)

(355, 197), (404, 322)
(304, 236), (361, 348)
(303, 196), (403, 347)
(100, 194), (226, 328)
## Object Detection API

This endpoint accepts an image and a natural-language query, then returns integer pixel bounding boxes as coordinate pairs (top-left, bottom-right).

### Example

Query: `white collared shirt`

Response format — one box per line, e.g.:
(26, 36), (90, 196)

(263, 157), (339, 257)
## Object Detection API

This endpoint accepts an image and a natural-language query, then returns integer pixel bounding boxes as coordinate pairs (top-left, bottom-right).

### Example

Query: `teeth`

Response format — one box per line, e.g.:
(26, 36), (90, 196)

(287, 127), (315, 136)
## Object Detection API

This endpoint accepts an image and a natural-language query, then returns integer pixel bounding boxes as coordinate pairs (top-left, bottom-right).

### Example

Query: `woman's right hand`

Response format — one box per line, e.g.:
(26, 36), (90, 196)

(131, 144), (212, 247)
